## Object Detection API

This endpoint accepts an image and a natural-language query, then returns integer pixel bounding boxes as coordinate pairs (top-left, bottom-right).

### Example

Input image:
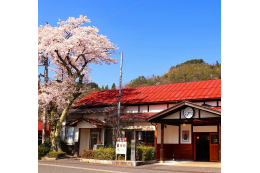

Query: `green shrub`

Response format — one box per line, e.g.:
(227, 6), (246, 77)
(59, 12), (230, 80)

(38, 139), (51, 159)
(127, 143), (131, 160)
(136, 145), (156, 161)
(81, 147), (115, 160)
(81, 145), (156, 161)
(94, 147), (115, 160)
(81, 150), (95, 159)
(46, 151), (66, 158)
(117, 154), (125, 160)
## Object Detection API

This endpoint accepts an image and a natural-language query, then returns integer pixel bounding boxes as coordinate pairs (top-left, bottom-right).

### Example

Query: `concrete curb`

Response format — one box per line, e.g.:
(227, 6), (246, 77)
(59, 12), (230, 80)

(80, 159), (157, 166)
(41, 156), (66, 160)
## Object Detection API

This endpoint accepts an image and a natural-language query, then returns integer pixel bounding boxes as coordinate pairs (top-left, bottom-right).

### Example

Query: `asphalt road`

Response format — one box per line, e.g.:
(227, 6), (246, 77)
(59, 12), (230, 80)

(38, 159), (221, 173)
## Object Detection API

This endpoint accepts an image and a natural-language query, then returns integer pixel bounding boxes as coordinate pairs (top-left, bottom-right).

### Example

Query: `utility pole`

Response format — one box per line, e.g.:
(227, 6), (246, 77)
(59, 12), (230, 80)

(39, 54), (49, 144)
(117, 53), (123, 137)
(42, 56), (48, 143)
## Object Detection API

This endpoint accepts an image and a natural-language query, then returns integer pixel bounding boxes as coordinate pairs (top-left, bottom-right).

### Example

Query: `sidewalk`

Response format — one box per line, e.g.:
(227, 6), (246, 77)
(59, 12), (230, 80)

(154, 160), (221, 168)
(40, 157), (221, 168)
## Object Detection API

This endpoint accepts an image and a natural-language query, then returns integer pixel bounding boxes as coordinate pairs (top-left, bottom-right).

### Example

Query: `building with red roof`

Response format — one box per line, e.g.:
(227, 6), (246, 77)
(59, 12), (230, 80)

(38, 121), (50, 145)
(66, 79), (221, 161)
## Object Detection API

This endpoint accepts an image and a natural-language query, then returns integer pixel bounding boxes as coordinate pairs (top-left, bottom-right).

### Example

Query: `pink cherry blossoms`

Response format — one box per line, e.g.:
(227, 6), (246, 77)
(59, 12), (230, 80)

(38, 77), (89, 113)
(38, 15), (117, 111)
(38, 15), (117, 80)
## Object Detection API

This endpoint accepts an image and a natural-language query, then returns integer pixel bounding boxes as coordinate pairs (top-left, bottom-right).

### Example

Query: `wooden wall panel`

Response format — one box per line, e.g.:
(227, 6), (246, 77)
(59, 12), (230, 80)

(156, 144), (192, 160)
(180, 144), (193, 160)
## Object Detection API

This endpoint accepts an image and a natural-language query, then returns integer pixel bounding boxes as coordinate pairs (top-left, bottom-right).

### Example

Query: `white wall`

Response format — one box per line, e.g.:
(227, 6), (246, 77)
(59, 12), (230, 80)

(205, 101), (217, 106)
(125, 106), (138, 113)
(164, 125), (179, 144)
(74, 121), (97, 142)
(140, 105), (148, 113)
(79, 129), (90, 156)
(200, 110), (220, 118)
(157, 124), (179, 144)
(180, 124), (192, 144)
(163, 111), (179, 119)
(125, 121), (155, 130)
(193, 126), (217, 132)
(149, 104), (167, 112)
(218, 101), (221, 106)
(168, 103), (176, 107)
(193, 108), (199, 119)
(194, 102), (204, 106)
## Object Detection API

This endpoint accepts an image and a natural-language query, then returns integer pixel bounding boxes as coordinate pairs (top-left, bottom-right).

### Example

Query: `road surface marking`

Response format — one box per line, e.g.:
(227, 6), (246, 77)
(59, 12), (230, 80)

(38, 163), (129, 173)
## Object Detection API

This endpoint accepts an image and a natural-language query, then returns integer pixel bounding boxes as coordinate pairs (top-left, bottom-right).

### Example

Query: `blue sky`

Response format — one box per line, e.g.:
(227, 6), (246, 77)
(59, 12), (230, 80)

(38, 0), (221, 88)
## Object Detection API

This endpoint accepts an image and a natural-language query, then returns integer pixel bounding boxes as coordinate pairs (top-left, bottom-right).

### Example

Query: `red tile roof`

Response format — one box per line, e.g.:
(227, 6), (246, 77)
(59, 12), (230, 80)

(66, 117), (106, 126)
(119, 113), (156, 120)
(73, 80), (221, 108)
(38, 121), (49, 131)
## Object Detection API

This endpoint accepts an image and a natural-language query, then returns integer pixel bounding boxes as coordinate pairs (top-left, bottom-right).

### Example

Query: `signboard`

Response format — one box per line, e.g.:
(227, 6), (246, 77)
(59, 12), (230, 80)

(116, 138), (127, 161)
(131, 140), (136, 161)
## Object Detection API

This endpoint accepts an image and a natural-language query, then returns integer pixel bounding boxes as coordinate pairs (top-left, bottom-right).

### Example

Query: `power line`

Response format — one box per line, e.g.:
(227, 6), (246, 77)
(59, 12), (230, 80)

(93, 0), (147, 25)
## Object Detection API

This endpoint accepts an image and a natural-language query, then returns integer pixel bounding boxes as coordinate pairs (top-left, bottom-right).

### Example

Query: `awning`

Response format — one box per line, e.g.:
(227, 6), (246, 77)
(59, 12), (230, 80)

(146, 101), (221, 122)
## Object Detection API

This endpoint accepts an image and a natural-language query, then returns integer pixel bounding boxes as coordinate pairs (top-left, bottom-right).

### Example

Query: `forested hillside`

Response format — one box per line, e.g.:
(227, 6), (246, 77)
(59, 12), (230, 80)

(74, 59), (221, 102)
(124, 59), (221, 88)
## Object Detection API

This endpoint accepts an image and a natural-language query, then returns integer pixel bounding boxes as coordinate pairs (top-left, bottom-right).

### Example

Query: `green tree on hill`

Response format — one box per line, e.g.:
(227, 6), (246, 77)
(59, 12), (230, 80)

(111, 83), (116, 89)
(125, 59), (221, 88)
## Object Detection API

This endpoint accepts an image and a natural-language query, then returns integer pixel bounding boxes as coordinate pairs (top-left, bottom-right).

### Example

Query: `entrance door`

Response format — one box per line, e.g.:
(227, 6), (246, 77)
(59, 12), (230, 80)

(209, 133), (219, 162)
(91, 133), (98, 149)
(195, 133), (210, 161)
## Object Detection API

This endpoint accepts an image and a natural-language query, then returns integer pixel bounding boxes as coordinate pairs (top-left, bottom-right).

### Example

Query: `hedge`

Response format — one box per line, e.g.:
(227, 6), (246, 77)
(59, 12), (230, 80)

(81, 144), (155, 161)
(136, 145), (156, 161)
(46, 151), (66, 158)
(81, 147), (115, 160)
(81, 150), (95, 159)
(94, 147), (115, 160)
(38, 139), (51, 159)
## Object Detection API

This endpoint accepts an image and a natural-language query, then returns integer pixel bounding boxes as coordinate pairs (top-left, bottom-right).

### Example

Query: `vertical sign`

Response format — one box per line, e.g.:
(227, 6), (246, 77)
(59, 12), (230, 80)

(131, 140), (136, 161)
(116, 138), (127, 161)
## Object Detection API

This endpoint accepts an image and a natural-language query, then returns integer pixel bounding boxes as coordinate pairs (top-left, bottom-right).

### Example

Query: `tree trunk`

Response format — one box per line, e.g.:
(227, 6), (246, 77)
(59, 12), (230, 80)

(49, 108), (57, 151)
(42, 109), (46, 144)
(54, 102), (72, 151)
(53, 75), (84, 152)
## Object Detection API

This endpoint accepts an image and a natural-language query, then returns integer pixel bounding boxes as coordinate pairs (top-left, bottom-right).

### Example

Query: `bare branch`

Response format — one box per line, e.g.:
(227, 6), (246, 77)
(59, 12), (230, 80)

(54, 50), (72, 77)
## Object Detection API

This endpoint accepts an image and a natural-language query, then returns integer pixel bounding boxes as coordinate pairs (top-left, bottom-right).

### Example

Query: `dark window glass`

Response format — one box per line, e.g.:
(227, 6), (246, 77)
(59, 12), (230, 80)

(137, 131), (154, 144)
(211, 135), (218, 144)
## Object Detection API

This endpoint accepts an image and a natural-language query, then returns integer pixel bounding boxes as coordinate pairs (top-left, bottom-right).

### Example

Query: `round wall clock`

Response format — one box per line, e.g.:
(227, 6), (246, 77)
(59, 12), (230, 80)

(183, 107), (194, 119)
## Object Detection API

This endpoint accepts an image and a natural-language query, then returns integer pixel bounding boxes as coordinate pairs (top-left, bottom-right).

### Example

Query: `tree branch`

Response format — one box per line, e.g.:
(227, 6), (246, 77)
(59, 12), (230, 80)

(54, 50), (72, 77)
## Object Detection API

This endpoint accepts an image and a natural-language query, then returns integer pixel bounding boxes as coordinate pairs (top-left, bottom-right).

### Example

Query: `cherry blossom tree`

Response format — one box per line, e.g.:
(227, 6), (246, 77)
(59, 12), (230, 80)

(38, 15), (117, 151)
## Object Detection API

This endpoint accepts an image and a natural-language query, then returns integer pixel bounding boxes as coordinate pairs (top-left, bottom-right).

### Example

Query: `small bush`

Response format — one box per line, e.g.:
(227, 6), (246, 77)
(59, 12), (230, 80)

(81, 150), (95, 159)
(81, 147), (115, 160)
(136, 145), (156, 161)
(94, 147), (115, 160)
(38, 139), (51, 159)
(81, 145), (156, 161)
(117, 154), (125, 160)
(46, 151), (66, 158)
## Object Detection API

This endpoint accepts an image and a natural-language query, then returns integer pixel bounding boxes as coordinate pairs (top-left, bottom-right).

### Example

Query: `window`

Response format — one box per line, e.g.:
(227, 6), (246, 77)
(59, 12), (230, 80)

(136, 131), (154, 145)
(66, 127), (75, 145)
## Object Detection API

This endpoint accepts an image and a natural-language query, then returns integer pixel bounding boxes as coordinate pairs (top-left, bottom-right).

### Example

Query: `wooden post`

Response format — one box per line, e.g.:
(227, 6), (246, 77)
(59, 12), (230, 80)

(179, 124), (181, 160)
(160, 123), (164, 163)
(191, 123), (193, 160)
(219, 122), (221, 162)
